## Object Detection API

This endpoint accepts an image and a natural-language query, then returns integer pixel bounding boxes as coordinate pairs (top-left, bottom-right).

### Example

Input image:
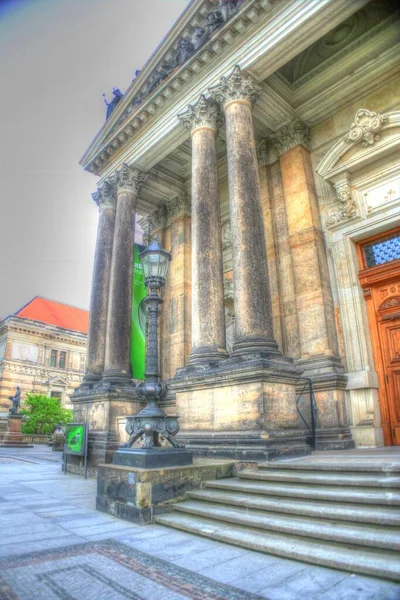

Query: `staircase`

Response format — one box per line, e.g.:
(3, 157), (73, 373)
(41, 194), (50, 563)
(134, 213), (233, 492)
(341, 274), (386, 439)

(156, 460), (400, 581)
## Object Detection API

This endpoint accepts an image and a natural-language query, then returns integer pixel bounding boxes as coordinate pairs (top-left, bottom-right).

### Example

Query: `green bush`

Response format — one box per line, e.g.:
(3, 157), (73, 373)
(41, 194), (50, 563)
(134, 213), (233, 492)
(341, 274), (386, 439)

(20, 393), (72, 435)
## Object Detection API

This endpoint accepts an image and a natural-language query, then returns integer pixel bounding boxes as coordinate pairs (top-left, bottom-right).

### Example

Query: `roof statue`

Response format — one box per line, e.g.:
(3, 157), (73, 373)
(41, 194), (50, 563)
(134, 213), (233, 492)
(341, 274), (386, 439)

(103, 0), (245, 124)
(103, 87), (123, 119)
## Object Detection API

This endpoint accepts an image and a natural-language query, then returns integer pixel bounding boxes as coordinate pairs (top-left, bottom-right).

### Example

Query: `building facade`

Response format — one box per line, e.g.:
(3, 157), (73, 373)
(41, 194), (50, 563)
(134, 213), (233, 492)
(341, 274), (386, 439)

(75, 0), (400, 466)
(0, 297), (88, 413)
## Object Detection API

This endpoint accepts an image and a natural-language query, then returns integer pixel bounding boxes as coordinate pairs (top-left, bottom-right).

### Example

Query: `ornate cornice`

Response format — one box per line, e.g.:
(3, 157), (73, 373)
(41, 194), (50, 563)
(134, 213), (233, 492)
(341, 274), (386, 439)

(344, 108), (388, 147)
(210, 65), (261, 108)
(92, 180), (117, 211)
(269, 118), (310, 156)
(113, 164), (147, 195)
(178, 95), (223, 133)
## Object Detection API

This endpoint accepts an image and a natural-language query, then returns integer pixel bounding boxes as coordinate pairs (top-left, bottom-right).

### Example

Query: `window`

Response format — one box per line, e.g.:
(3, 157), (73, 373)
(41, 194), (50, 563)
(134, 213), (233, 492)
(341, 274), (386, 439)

(50, 391), (62, 401)
(58, 351), (66, 369)
(50, 349), (57, 368)
(49, 350), (67, 369)
(362, 234), (400, 268)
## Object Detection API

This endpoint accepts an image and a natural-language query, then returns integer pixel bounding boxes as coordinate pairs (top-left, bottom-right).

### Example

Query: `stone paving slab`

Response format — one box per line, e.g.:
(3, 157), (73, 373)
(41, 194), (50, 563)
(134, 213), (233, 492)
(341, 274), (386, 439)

(1, 446), (400, 599)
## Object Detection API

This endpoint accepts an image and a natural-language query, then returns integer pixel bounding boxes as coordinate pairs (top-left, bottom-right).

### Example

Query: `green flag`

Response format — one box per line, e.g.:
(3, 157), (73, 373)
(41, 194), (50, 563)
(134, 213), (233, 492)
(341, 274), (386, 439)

(131, 244), (147, 379)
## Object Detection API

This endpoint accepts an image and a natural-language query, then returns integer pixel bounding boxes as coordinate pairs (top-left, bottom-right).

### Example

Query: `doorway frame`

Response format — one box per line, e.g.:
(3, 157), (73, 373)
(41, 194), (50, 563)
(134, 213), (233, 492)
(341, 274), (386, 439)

(357, 225), (400, 445)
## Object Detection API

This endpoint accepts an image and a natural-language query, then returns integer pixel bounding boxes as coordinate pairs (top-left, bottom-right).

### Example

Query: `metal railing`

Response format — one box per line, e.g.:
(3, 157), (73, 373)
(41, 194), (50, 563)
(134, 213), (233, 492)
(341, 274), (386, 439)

(296, 377), (318, 450)
(21, 434), (51, 444)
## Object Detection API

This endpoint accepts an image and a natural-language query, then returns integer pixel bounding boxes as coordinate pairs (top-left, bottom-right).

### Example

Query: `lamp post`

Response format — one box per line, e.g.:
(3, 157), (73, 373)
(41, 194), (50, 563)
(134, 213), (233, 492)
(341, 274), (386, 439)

(115, 238), (192, 469)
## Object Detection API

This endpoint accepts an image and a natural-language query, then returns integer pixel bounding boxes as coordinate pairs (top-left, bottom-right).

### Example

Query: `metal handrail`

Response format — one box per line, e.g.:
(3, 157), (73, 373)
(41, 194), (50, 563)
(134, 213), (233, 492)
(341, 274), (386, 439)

(296, 377), (318, 450)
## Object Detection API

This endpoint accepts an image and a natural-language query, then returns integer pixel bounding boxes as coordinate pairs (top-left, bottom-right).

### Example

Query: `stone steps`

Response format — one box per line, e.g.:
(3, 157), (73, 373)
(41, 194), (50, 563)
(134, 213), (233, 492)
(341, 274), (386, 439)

(155, 460), (400, 580)
(172, 499), (400, 550)
(155, 512), (400, 581)
(186, 488), (400, 526)
(247, 468), (400, 487)
(207, 477), (400, 505)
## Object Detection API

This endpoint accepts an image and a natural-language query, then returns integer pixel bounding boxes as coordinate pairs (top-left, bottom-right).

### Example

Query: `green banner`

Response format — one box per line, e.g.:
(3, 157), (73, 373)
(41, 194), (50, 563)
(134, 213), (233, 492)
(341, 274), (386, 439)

(131, 244), (147, 379)
(65, 423), (86, 455)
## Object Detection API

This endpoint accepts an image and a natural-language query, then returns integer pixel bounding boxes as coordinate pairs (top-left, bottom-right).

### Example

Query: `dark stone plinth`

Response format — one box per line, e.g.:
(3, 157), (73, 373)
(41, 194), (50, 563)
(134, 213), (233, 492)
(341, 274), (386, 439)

(113, 448), (193, 469)
(96, 458), (234, 524)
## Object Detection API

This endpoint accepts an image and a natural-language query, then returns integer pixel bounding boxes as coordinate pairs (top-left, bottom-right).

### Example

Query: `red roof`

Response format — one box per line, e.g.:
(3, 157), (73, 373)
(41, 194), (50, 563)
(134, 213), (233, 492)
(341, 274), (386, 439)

(15, 297), (89, 334)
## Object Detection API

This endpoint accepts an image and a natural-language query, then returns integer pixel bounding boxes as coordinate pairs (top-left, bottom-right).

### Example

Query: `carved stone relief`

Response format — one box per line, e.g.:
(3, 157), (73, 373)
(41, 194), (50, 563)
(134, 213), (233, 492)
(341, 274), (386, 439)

(326, 182), (357, 228)
(344, 109), (388, 147)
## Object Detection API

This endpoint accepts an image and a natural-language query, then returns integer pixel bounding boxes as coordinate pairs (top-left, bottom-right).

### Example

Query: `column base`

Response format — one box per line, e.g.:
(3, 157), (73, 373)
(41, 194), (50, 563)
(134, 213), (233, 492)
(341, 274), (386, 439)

(231, 335), (282, 359)
(187, 345), (229, 368)
(177, 430), (310, 462)
(100, 369), (136, 390)
(296, 354), (355, 450)
(170, 357), (310, 460)
(315, 427), (356, 450)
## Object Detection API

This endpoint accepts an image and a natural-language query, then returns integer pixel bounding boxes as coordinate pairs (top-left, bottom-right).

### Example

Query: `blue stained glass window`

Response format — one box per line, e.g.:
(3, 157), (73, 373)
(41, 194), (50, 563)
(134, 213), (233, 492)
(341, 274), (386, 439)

(363, 234), (400, 268)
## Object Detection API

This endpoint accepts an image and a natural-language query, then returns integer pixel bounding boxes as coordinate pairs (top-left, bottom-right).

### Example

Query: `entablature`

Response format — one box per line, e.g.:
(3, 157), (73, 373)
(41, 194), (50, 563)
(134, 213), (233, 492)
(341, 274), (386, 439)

(81, 0), (367, 182)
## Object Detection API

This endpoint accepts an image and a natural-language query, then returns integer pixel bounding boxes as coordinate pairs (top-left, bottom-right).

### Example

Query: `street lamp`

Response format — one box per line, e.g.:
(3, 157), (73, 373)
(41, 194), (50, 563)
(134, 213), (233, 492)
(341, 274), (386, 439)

(115, 238), (192, 469)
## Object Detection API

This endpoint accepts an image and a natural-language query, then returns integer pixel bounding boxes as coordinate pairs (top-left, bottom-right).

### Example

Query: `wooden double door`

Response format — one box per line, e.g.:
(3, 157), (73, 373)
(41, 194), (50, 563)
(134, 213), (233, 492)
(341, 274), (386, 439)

(358, 230), (400, 446)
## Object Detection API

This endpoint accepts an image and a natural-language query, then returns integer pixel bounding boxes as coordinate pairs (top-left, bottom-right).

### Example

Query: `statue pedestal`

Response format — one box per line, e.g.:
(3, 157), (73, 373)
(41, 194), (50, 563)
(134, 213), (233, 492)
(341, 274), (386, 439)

(0, 415), (33, 448)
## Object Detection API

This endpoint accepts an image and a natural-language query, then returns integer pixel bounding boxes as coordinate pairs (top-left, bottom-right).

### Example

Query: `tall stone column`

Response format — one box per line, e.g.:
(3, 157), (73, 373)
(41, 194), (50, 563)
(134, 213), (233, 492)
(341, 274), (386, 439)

(178, 95), (227, 364)
(83, 180), (117, 387)
(211, 66), (279, 357)
(102, 164), (146, 387)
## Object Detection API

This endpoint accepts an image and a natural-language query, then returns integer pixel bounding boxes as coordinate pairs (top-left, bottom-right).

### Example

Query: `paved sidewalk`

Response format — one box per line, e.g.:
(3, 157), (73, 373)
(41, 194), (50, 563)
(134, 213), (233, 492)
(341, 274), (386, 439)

(0, 447), (399, 600)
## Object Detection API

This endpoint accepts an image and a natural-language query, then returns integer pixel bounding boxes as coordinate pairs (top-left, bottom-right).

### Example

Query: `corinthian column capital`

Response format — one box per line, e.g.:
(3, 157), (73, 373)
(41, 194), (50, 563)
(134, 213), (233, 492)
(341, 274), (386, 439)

(92, 179), (117, 212)
(113, 163), (147, 195)
(270, 118), (311, 156)
(210, 65), (261, 109)
(178, 95), (223, 134)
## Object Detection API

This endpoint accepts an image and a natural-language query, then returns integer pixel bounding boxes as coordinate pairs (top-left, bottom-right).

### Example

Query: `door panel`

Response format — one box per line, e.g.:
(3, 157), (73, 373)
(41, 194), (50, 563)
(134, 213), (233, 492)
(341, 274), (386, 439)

(379, 316), (400, 445)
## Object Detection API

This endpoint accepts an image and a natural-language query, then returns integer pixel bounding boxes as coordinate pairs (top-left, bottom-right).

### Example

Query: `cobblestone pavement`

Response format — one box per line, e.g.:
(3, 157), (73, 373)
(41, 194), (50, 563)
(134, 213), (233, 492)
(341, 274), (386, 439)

(0, 447), (399, 600)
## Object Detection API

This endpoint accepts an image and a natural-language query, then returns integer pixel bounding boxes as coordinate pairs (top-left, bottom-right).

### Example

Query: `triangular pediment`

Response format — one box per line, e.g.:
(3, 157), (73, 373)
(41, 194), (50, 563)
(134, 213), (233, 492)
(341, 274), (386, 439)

(80, 0), (255, 175)
(47, 376), (68, 386)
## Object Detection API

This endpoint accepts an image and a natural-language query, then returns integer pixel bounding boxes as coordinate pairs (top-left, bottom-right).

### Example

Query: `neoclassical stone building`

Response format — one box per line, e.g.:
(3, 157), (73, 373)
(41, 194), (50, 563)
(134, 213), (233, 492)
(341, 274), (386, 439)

(0, 297), (88, 413)
(74, 0), (400, 466)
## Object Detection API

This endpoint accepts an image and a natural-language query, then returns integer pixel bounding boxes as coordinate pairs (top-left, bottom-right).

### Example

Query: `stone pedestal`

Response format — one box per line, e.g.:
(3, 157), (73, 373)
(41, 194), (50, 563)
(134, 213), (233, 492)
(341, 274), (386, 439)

(113, 448), (193, 469)
(171, 359), (311, 461)
(96, 458), (234, 524)
(68, 387), (142, 475)
(0, 415), (33, 448)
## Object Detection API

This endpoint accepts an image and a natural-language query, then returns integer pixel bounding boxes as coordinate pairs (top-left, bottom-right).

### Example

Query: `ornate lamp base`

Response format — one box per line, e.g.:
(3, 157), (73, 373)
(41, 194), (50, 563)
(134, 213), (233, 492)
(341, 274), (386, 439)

(121, 413), (184, 450)
(115, 411), (193, 468)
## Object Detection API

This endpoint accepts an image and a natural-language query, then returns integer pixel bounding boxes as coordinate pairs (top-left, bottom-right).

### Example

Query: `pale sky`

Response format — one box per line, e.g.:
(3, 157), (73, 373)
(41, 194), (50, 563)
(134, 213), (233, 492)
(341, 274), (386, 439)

(0, 0), (188, 319)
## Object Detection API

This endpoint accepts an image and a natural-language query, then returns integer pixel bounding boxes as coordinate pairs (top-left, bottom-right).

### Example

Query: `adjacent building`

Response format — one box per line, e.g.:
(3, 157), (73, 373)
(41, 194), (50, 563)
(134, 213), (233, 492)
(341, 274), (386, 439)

(0, 297), (88, 412)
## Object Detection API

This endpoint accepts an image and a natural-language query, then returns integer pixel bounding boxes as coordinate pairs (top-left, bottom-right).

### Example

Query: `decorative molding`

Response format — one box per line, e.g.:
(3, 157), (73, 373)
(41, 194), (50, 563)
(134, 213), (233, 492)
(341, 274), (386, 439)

(113, 164), (147, 195)
(257, 138), (269, 165)
(326, 182), (357, 228)
(221, 220), (232, 250)
(178, 95), (223, 133)
(269, 118), (310, 156)
(210, 65), (261, 108)
(344, 109), (389, 147)
(380, 295), (400, 310)
(317, 110), (400, 180)
(142, 193), (191, 236)
(168, 193), (191, 222)
(92, 180), (117, 211)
